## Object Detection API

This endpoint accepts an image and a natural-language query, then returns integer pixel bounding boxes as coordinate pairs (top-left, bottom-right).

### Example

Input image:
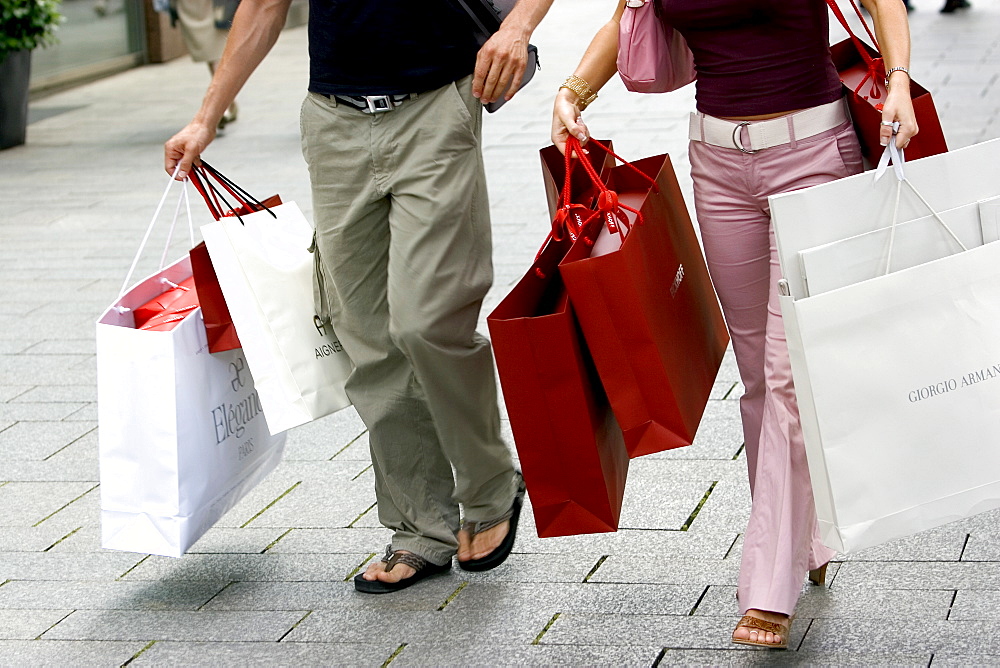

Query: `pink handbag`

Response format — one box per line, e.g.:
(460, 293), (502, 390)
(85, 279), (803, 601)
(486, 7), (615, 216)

(616, 0), (696, 93)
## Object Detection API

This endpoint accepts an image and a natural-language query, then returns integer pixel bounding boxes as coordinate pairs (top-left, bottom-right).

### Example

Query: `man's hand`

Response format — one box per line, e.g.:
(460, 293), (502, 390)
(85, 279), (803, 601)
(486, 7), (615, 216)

(164, 121), (216, 180)
(472, 24), (531, 105)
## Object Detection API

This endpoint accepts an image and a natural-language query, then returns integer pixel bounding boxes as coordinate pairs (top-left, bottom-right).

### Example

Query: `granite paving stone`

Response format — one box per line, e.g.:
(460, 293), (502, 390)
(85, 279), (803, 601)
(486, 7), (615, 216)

(0, 526), (74, 552)
(120, 553), (372, 583)
(42, 609), (308, 642)
(286, 608), (555, 646)
(132, 640), (401, 667)
(800, 619), (1000, 655)
(0, 459), (101, 483)
(0, 552), (146, 581)
(541, 612), (806, 650)
(617, 477), (714, 531)
(202, 578), (458, 612)
(264, 527), (399, 554)
(947, 590), (1000, 621)
(0, 640), (148, 667)
(961, 528), (1000, 561)
(0, 402), (88, 422)
(588, 555), (740, 586)
(930, 654), (1000, 668)
(643, 401), (744, 460)
(41, 426), (98, 462)
(694, 581), (954, 620)
(0, 579), (228, 611)
(831, 561), (1000, 591)
(651, 649), (932, 667)
(394, 643), (664, 667)
(446, 582), (705, 616)
(10, 384), (97, 404)
(840, 525), (969, 562)
(512, 523), (736, 558)
(0, 385), (32, 400)
(0, 610), (73, 640)
(0, 421), (97, 462)
(0, 481), (98, 527)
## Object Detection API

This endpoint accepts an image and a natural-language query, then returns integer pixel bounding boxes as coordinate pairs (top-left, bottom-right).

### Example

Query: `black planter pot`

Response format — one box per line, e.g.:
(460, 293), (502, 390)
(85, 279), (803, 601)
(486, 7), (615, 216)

(0, 49), (32, 150)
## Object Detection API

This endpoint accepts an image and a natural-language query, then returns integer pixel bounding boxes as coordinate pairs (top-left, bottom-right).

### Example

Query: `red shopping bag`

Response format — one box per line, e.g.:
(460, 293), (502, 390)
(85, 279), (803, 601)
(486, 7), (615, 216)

(827, 0), (947, 164)
(487, 152), (629, 538)
(559, 138), (729, 458)
(188, 163), (281, 353)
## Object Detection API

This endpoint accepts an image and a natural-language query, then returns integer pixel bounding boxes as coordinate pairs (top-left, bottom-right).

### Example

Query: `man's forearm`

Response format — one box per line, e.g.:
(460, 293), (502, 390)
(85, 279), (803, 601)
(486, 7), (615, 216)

(193, 0), (293, 128)
(502, 0), (555, 38)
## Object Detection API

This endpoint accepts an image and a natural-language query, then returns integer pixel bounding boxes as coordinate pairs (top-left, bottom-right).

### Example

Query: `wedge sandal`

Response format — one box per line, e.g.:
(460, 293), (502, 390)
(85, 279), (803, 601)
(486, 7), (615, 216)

(731, 613), (792, 649)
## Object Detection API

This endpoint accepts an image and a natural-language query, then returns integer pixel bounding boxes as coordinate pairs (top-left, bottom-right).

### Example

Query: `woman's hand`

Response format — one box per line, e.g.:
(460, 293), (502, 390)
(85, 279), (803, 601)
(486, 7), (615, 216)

(880, 73), (919, 150)
(551, 88), (590, 155)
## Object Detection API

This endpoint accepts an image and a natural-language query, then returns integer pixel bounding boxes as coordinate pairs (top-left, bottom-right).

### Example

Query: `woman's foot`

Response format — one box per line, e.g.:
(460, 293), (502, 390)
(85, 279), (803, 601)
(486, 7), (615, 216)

(732, 609), (791, 649)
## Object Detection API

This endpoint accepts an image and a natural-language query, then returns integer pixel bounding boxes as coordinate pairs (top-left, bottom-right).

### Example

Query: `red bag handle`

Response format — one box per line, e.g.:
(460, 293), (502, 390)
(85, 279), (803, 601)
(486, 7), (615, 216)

(189, 162), (276, 223)
(569, 136), (658, 242)
(531, 138), (659, 279)
(826, 0), (884, 100)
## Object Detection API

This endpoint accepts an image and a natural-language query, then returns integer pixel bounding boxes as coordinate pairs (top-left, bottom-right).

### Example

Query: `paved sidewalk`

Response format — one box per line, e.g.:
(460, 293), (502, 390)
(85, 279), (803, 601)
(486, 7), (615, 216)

(2, 1), (1000, 666)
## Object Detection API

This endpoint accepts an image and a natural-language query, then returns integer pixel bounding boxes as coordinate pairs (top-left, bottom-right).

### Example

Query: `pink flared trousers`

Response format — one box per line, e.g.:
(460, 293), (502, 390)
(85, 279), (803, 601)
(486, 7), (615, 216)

(688, 111), (863, 616)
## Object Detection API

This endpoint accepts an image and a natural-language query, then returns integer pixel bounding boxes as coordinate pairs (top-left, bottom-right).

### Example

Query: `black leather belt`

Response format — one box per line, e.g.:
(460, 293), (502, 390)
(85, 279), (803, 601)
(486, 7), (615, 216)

(330, 94), (411, 114)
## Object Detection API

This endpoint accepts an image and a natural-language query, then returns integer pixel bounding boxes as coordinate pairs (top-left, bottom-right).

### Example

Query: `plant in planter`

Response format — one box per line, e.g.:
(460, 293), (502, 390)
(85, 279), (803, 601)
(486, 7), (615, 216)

(1, 0), (62, 149)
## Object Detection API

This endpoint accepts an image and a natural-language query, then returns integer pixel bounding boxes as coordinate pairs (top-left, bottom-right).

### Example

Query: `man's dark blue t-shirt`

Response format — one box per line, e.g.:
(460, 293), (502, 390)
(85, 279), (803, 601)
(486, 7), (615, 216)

(308, 1), (481, 96)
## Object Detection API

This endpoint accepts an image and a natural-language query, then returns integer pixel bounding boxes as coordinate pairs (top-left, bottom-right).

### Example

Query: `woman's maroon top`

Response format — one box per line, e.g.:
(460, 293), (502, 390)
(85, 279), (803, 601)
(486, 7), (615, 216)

(658, 0), (843, 117)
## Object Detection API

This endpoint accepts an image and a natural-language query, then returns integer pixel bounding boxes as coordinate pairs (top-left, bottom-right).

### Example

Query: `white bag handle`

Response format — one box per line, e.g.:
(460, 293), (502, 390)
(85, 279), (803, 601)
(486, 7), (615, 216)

(875, 129), (967, 275)
(117, 168), (194, 299)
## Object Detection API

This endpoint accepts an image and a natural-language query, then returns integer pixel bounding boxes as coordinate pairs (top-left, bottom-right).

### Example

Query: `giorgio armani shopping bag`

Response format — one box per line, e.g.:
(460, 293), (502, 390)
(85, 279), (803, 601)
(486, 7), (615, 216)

(771, 138), (1000, 553)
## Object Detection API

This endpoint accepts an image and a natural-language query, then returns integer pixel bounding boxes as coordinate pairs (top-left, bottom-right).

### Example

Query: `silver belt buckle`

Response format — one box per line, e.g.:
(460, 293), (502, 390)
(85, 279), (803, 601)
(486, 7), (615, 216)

(732, 121), (757, 154)
(364, 95), (395, 114)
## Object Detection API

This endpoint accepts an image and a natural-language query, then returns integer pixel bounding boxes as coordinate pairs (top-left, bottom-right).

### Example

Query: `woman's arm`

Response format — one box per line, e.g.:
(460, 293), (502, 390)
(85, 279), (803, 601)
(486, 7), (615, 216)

(551, 0), (626, 153)
(859, 0), (918, 149)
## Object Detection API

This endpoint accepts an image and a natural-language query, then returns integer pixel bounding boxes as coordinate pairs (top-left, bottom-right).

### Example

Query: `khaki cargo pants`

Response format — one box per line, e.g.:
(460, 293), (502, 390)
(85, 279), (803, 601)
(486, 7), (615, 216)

(300, 76), (518, 565)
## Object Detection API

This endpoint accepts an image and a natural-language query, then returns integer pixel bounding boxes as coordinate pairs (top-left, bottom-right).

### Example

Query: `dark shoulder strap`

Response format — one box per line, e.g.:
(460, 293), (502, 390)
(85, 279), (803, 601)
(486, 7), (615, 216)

(451, 0), (503, 35)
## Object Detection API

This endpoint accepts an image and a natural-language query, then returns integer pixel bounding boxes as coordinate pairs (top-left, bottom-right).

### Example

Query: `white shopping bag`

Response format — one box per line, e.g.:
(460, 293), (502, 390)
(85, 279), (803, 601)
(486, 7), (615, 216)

(798, 200), (985, 296)
(770, 139), (1000, 553)
(97, 178), (286, 557)
(201, 202), (353, 434)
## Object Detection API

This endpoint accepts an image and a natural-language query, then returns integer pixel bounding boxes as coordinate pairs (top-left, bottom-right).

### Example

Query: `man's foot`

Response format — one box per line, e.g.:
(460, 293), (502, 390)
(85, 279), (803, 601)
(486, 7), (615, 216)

(457, 519), (509, 561)
(731, 609), (791, 649)
(456, 474), (525, 572)
(353, 546), (450, 594)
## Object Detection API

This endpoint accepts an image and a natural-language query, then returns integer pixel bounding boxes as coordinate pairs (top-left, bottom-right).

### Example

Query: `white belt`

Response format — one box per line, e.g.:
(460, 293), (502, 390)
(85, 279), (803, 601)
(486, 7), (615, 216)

(689, 98), (850, 153)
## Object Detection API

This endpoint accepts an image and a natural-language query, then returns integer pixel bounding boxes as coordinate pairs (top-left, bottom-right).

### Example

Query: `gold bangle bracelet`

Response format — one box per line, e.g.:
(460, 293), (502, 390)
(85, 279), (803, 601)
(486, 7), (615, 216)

(560, 74), (597, 110)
